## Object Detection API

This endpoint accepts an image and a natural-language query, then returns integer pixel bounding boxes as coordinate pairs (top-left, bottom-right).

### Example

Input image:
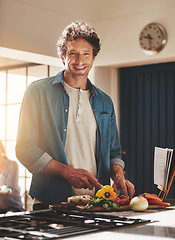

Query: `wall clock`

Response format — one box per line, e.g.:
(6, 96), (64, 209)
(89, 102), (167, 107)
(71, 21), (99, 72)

(139, 23), (167, 55)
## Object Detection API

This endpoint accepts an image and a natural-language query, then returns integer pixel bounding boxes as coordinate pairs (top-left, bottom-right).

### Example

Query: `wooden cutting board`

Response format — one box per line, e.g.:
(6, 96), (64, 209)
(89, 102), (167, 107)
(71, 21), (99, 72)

(75, 204), (166, 212)
(51, 203), (167, 212)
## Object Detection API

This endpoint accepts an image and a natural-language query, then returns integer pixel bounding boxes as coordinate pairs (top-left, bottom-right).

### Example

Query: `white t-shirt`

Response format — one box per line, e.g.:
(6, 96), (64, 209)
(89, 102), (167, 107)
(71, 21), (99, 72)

(64, 82), (97, 196)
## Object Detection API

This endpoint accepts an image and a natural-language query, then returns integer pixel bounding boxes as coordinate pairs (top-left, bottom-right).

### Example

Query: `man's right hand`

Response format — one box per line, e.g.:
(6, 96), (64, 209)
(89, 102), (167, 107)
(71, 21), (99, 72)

(63, 167), (102, 190)
(42, 159), (102, 191)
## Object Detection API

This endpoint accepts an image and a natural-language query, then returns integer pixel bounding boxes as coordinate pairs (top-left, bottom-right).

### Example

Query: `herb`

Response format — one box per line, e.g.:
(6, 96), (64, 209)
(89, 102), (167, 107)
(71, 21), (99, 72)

(85, 196), (121, 210)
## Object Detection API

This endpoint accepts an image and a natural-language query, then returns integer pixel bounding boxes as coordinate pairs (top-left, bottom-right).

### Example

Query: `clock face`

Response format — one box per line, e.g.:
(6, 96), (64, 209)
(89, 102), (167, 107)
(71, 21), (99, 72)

(139, 23), (167, 54)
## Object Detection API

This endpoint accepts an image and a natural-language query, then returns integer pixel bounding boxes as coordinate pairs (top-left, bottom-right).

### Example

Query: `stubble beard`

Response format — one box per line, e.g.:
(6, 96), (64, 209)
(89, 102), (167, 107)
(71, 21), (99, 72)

(68, 68), (89, 81)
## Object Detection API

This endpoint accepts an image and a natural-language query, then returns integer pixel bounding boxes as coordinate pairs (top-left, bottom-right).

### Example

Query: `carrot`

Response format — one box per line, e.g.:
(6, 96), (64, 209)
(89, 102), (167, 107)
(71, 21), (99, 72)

(140, 193), (170, 206)
(140, 193), (161, 201)
(148, 199), (170, 206)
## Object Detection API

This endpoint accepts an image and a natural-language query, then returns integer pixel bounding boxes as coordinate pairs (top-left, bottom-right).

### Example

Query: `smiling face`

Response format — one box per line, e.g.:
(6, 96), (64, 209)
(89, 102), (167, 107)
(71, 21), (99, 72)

(62, 38), (94, 89)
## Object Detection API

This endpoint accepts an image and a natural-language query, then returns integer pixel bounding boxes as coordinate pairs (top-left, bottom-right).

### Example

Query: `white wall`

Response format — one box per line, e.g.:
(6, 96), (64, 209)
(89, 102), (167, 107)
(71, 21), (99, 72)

(94, 5), (175, 68)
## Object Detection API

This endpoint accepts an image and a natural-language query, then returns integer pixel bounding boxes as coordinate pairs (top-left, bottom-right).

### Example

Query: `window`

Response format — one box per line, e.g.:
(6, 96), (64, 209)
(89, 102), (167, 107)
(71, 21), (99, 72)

(0, 64), (63, 210)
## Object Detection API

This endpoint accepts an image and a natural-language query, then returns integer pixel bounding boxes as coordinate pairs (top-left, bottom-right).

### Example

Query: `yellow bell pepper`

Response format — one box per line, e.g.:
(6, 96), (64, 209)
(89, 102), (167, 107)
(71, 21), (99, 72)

(96, 185), (117, 201)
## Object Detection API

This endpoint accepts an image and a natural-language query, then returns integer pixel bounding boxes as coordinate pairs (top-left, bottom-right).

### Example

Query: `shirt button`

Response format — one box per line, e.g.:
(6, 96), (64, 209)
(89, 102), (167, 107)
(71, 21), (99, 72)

(64, 128), (67, 132)
(65, 109), (68, 112)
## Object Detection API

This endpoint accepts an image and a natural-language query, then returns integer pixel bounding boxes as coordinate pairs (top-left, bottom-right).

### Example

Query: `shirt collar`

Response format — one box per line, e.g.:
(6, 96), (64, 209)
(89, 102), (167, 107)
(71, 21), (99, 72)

(52, 70), (98, 96)
(52, 70), (64, 85)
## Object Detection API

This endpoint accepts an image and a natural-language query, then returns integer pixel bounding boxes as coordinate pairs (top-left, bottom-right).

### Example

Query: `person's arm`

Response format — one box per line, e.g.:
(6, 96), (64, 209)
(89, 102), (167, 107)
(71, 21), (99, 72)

(0, 161), (19, 210)
(42, 159), (102, 190)
(111, 164), (135, 199)
(109, 101), (135, 199)
(4, 160), (19, 191)
(16, 83), (49, 173)
(23, 144), (102, 190)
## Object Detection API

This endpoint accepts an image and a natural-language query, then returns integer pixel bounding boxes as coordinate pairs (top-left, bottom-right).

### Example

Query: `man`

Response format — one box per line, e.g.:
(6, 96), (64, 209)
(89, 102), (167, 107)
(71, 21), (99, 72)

(16, 21), (135, 204)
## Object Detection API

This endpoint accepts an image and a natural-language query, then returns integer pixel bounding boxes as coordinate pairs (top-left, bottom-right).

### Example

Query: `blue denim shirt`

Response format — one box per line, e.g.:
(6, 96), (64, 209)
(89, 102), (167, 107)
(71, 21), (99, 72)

(16, 71), (124, 204)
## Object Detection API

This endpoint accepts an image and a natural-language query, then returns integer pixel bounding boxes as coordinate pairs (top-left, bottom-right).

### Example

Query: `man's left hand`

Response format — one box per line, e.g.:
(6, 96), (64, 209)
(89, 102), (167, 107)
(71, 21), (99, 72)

(111, 164), (135, 199)
(112, 177), (135, 199)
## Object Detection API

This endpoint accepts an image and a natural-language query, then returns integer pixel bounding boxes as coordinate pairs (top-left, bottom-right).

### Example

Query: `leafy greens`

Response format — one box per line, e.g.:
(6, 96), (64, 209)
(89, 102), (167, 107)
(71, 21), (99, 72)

(85, 196), (121, 210)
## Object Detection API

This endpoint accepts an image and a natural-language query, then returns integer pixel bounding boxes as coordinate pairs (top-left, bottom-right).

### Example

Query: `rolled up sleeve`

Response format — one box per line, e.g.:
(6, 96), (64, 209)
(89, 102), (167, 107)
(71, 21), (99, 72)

(28, 152), (53, 174)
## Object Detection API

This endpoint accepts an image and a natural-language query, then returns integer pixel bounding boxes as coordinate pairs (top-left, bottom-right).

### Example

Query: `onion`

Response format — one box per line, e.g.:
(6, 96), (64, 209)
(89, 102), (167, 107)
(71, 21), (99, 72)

(130, 196), (148, 211)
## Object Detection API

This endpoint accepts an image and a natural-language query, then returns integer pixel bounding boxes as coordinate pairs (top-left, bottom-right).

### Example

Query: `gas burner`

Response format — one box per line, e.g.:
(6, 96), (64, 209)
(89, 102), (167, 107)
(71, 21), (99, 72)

(0, 209), (151, 239)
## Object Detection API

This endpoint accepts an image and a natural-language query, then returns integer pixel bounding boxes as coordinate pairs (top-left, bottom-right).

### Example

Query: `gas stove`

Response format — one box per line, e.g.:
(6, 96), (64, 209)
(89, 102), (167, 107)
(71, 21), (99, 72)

(0, 208), (151, 239)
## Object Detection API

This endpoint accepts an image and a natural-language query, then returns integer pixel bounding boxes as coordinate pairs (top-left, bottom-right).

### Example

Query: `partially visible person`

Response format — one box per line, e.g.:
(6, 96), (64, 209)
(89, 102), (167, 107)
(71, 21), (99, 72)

(0, 140), (23, 212)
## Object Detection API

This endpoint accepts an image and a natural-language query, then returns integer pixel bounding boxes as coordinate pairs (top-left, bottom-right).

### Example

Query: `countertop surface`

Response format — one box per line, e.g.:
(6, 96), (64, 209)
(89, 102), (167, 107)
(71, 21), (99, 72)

(65, 199), (175, 240)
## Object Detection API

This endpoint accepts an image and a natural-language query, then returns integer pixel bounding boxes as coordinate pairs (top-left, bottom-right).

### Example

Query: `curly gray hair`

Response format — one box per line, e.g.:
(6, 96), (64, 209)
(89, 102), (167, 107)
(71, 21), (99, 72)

(57, 21), (101, 59)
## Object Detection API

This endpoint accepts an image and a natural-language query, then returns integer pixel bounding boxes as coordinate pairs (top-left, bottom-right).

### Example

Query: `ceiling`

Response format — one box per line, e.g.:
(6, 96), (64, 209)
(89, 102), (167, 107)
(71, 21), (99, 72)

(18, 0), (175, 21)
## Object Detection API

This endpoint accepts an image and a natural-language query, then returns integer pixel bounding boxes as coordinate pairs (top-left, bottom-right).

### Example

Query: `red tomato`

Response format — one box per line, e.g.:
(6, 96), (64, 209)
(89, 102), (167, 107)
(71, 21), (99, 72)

(115, 198), (130, 206)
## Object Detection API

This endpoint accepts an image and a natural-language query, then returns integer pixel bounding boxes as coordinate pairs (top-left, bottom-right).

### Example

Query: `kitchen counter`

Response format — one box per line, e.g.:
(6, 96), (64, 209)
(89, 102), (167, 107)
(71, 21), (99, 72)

(65, 199), (175, 240)
(0, 199), (174, 239)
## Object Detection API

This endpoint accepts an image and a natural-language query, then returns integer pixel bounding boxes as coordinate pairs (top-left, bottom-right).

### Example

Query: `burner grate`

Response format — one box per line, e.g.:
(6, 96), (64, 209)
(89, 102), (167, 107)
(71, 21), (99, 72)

(0, 209), (152, 239)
